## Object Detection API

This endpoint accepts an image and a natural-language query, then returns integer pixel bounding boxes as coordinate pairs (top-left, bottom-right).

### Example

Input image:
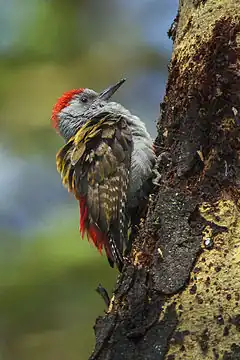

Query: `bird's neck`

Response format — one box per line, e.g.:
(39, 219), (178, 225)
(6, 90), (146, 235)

(103, 102), (152, 141)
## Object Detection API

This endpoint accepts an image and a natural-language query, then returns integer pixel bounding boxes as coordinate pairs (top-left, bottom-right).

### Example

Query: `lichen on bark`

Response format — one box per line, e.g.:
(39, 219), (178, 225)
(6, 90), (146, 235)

(90, 1), (240, 359)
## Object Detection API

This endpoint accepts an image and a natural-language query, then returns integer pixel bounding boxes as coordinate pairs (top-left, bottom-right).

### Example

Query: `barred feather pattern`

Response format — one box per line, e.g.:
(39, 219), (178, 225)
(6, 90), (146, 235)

(56, 113), (133, 270)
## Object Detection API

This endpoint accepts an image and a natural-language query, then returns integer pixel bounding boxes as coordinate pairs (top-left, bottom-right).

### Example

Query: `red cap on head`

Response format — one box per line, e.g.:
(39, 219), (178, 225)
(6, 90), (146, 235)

(51, 88), (84, 130)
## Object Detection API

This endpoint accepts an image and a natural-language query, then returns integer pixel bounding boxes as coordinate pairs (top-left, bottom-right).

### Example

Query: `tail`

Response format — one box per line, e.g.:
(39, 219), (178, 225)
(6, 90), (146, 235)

(78, 198), (126, 271)
(105, 220), (128, 272)
(87, 221), (124, 272)
(105, 233), (124, 272)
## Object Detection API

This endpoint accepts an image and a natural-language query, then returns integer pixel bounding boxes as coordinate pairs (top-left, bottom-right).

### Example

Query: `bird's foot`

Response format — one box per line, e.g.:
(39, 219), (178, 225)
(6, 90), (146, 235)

(152, 151), (172, 186)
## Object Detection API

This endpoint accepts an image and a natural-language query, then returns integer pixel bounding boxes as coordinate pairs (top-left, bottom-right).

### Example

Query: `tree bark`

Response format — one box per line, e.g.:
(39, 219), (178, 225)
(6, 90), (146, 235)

(90, 1), (240, 359)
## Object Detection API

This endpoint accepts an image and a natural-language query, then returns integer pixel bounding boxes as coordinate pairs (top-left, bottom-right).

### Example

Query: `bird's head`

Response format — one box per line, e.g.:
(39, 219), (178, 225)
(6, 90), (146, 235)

(51, 79), (126, 141)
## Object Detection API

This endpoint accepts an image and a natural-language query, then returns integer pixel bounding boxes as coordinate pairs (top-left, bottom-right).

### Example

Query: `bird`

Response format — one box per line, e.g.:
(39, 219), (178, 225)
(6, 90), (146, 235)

(51, 78), (156, 271)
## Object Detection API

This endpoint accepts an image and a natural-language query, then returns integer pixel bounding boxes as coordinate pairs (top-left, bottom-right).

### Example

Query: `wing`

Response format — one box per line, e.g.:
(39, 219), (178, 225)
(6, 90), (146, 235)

(56, 113), (133, 269)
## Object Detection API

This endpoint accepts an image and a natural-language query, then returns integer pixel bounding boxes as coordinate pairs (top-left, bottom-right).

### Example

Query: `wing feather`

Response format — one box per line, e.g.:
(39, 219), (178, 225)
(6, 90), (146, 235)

(56, 112), (133, 267)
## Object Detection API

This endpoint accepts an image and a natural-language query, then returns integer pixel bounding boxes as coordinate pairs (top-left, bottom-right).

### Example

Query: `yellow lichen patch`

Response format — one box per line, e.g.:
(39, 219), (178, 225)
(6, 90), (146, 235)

(174, 0), (239, 74)
(232, 202), (240, 264)
(219, 117), (236, 131)
(197, 149), (204, 162)
(200, 149), (217, 179)
(202, 225), (213, 243)
(133, 250), (145, 267)
(200, 200), (238, 228)
(163, 199), (240, 359)
(157, 247), (164, 259)
(107, 295), (115, 313)
(236, 31), (240, 48)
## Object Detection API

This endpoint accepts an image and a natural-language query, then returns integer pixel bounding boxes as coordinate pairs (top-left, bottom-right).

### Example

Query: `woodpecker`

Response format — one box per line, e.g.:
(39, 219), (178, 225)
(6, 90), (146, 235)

(51, 79), (156, 271)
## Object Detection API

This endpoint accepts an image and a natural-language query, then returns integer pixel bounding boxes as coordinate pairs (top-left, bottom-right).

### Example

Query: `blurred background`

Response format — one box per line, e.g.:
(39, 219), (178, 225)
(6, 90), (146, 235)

(0, 0), (178, 359)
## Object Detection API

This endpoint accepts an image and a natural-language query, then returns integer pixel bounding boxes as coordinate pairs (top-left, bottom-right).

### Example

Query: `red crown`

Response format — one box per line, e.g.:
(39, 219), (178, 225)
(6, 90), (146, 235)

(51, 88), (84, 129)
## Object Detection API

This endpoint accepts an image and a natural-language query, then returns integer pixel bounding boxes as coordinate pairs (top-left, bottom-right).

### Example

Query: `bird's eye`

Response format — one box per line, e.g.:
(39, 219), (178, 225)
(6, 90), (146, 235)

(81, 97), (88, 103)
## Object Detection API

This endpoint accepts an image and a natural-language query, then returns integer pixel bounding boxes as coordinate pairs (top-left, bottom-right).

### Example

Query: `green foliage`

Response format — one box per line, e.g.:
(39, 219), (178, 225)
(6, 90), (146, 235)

(16, 1), (88, 63)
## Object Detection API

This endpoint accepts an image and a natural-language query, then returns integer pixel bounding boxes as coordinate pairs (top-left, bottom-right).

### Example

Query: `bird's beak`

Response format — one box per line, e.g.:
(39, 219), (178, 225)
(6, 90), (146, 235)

(98, 78), (126, 101)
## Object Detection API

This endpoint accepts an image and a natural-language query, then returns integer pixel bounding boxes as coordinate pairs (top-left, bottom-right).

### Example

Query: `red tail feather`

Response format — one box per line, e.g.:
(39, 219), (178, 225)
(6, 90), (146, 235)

(88, 224), (104, 254)
(78, 198), (108, 256)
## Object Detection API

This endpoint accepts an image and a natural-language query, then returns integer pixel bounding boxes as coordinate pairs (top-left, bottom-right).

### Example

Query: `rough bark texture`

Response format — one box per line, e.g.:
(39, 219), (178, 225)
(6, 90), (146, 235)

(90, 1), (240, 359)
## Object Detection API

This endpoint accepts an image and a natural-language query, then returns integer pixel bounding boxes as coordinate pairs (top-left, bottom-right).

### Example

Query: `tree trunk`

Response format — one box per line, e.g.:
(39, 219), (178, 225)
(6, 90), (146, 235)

(90, 1), (240, 359)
